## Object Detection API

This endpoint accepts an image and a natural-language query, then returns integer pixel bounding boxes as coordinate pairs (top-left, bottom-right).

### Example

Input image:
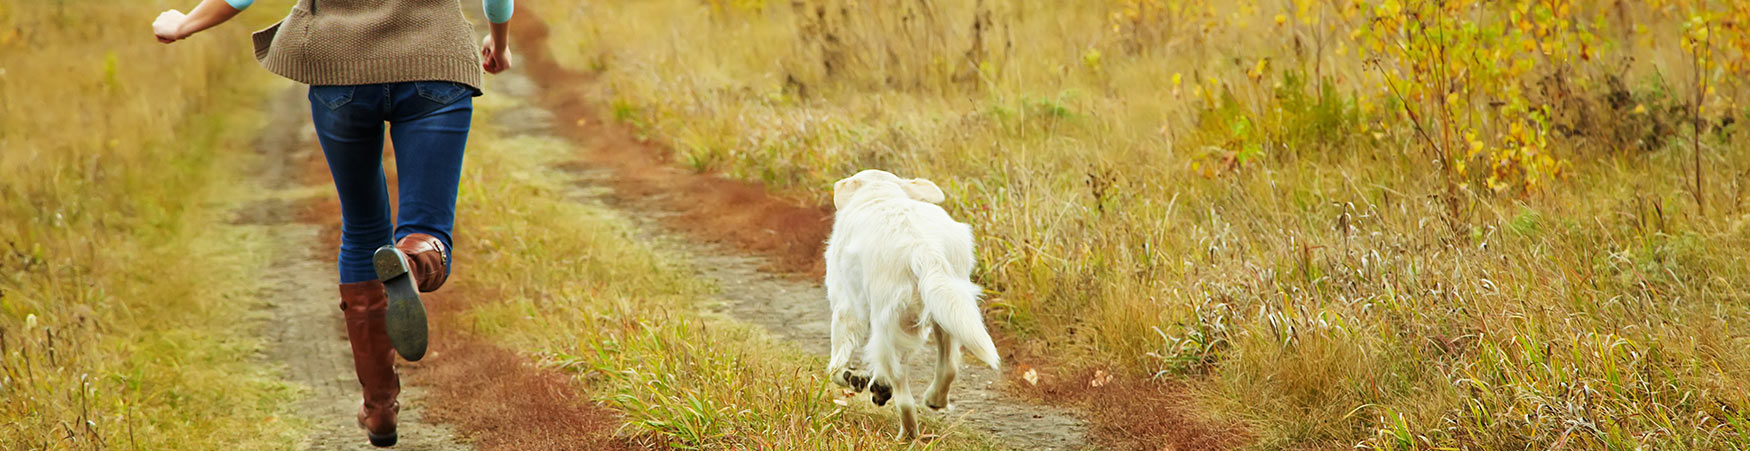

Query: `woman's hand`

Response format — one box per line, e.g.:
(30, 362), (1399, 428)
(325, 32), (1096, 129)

(154, 9), (189, 43)
(152, 1), (244, 44)
(481, 34), (512, 74)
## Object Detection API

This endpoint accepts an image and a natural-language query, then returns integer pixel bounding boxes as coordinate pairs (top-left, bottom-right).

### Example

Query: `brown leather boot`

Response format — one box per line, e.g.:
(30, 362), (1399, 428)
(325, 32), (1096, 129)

(373, 233), (448, 362)
(340, 281), (399, 447)
(396, 233), (449, 292)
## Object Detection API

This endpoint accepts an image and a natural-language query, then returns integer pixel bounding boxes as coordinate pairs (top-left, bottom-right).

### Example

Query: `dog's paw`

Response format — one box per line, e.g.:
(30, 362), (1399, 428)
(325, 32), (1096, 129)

(845, 371), (871, 392)
(926, 396), (949, 411)
(833, 370), (871, 392)
(869, 381), (893, 407)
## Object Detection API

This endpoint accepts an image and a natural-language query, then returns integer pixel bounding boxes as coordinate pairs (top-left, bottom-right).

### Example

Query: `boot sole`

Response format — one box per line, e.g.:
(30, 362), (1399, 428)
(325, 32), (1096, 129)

(368, 431), (398, 447)
(375, 246), (428, 362)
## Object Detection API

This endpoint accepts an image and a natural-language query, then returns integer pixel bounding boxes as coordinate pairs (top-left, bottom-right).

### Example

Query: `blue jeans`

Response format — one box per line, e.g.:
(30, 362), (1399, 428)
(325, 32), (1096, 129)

(308, 82), (476, 284)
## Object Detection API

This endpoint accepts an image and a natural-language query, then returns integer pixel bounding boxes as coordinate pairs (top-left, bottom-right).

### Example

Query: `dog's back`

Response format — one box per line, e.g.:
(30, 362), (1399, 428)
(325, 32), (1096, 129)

(823, 170), (1000, 440)
(826, 180), (999, 368)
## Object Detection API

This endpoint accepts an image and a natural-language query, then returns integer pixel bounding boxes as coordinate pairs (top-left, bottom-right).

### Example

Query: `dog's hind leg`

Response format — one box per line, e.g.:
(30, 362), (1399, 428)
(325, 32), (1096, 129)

(866, 325), (919, 441)
(923, 325), (958, 410)
(827, 308), (870, 391)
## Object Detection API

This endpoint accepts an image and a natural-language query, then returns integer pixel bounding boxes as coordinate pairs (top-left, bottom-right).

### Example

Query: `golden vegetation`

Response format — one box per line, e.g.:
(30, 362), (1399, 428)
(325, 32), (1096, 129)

(0, 0), (301, 447)
(536, 0), (1750, 447)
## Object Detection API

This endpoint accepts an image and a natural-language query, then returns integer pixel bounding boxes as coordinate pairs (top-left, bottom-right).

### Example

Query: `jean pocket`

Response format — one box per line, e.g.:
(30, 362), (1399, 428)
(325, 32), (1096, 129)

(308, 85), (356, 110)
(414, 81), (474, 105)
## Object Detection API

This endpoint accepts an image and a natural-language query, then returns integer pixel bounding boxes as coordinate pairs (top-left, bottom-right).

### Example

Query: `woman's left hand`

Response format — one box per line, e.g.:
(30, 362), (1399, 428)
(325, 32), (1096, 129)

(154, 9), (189, 43)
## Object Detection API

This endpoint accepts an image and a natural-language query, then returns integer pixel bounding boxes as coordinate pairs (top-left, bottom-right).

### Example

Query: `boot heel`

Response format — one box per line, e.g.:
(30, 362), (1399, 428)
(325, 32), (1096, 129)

(375, 246), (428, 361)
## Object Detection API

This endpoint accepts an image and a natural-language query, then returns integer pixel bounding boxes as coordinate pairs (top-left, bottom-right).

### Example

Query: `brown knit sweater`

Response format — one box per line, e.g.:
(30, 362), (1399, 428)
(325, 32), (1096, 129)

(251, 0), (482, 90)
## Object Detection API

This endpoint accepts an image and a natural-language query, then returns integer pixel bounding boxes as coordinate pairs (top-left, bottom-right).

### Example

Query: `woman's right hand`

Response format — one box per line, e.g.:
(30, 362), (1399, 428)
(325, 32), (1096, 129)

(482, 34), (512, 74)
(154, 9), (189, 43)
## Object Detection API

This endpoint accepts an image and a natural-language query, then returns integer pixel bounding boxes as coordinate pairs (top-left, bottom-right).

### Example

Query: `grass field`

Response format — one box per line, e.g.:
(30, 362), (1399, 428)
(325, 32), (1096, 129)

(534, 0), (1750, 447)
(446, 92), (998, 449)
(8, 0), (1750, 448)
(0, 0), (305, 448)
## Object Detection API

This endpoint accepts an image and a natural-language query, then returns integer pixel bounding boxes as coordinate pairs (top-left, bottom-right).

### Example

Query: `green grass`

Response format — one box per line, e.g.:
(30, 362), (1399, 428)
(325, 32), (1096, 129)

(448, 93), (999, 449)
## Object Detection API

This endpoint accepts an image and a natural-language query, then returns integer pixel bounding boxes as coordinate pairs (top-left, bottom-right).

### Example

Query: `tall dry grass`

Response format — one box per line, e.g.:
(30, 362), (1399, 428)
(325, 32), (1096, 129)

(536, 0), (1750, 447)
(0, 1), (303, 447)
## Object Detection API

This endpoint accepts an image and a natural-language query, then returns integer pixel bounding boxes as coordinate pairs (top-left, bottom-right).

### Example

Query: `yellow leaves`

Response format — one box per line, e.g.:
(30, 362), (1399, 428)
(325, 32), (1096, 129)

(1377, 0), (1401, 18)
(1295, 0), (1316, 24)
(1275, 14), (1288, 27)
(1248, 58), (1270, 82)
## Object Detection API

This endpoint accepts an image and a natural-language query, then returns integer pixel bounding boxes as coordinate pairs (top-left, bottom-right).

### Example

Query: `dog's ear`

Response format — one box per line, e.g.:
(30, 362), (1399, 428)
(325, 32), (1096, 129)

(833, 177), (863, 209)
(902, 178), (946, 204)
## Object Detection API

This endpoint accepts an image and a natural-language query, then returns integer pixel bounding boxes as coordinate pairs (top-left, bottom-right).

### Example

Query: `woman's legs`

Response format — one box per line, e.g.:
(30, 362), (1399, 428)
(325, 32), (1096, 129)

(386, 82), (472, 275)
(310, 85), (394, 284)
(306, 82), (473, 285)
(308, 81), (472, 446)
(371, 82), (472, 362)
(309, 84), (401, 446)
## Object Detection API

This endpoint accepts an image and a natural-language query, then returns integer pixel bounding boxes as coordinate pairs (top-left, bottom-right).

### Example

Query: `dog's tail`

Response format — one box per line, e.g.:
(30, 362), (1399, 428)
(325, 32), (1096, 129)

(912, 249), (1000, 369)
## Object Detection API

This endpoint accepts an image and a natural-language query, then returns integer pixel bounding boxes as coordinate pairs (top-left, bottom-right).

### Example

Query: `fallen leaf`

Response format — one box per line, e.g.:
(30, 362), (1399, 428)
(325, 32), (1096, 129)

(1022, 367), (1039, 386)
(1090, 369), (1113, 388)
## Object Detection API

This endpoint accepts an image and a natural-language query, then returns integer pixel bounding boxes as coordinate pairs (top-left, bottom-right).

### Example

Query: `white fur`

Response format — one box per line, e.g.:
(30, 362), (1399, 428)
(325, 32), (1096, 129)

(824, 169), (1000, 441)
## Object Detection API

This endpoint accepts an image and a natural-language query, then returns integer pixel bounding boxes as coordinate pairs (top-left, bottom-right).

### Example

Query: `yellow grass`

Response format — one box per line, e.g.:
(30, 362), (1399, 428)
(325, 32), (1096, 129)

(533, 0), (1750, 447)
(0, 1), (304, 447)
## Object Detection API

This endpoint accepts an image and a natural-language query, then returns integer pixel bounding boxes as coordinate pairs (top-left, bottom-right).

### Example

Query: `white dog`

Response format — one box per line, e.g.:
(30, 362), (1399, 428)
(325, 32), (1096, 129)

(824, 170), (1001, 440)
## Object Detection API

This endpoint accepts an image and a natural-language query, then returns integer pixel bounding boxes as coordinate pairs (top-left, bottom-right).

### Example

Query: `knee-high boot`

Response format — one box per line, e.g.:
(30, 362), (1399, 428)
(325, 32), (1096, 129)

(340, 281), (400, 447)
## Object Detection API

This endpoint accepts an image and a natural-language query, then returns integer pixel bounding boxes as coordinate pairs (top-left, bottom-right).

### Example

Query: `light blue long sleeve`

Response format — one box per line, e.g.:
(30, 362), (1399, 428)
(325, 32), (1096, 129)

(484, 0), (513, 24)
(224, 0), (253, 11)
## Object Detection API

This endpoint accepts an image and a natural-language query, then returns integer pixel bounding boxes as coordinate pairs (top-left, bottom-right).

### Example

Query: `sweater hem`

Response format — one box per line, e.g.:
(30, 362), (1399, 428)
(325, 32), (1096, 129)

(260, 55), (484, 93)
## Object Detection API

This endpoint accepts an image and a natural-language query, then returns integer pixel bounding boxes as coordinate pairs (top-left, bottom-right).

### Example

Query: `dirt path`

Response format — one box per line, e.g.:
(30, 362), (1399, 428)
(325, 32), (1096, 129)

(498, 13), (1090, 448)
(638, 226), (1092, 451)
(239, 85), (466, 450)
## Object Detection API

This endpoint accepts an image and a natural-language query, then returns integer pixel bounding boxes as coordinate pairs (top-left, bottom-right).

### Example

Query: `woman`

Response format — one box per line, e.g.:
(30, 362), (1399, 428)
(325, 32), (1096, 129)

(153, 0), (513, 446)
